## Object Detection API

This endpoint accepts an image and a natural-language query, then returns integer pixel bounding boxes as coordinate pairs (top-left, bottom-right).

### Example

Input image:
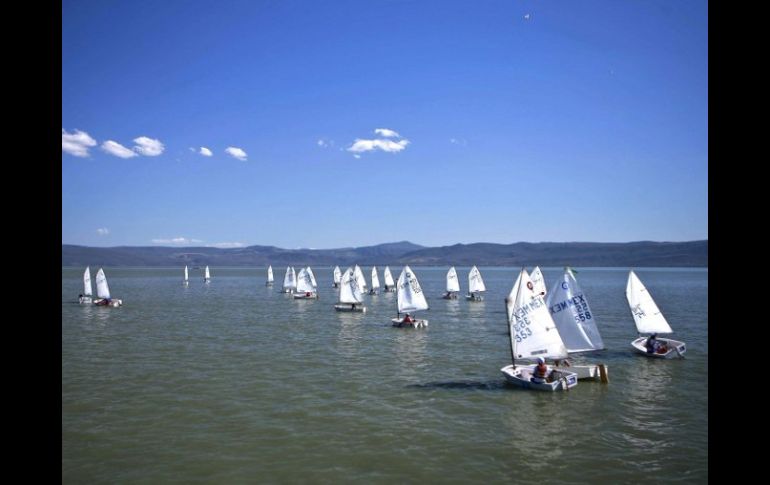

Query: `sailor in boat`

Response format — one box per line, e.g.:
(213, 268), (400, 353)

(403, 313), (413, 324)
(531, 357), (551, 384)
(645, 333), (668, 354)
(94, 298), (111, 306)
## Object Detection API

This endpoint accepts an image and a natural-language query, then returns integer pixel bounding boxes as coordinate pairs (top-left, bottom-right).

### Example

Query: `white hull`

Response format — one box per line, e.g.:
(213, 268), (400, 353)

(442, 292), (458, 300)
(500, 364), (578, 391)
(281, 288), (294, 293)
(78, 297), (92, 304)
(293, 292), (319, 300)
(466, 293), (484, 301)
(391, 317), (428, 328)
(94, 298), (122, 308)
(631, 337), (686, 359)
(334, 304), (366, 313)
(551, 364), (609, 382)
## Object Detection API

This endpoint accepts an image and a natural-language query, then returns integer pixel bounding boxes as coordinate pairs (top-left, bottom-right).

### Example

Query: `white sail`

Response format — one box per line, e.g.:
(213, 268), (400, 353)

(267, 265), (273, 283)
(397, 265), (429, 313)
(530, 266), (547, 296)
(384, 266), (395, 287)
(546, 267), (605, 352)
(626, 270), (673, 334)
(468, 265), (486, 293)
(354, 265), (367, 289)
(83, 267), (92, 296)
(446, 267), (460, 292)
(333, 266), (342, 285)
(507, 269), (568, 361)
(283, 266), (297, 289)
(371, 266), (380, 289)
(296, 267), (314, 293)
(184, 265), (189, 282)
(339, 267), (365, 304)
(306, 266), (317, 288)
(95, 268), (111, 299)
(204, 266), (211, 280)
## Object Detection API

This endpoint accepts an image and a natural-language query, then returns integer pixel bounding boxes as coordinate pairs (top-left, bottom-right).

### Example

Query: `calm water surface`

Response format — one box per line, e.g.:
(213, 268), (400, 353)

(62, 267), (708, 483)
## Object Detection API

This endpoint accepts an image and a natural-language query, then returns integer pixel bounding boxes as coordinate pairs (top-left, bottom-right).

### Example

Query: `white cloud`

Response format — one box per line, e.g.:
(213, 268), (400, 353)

(317, 138), (334, 148)
(207, 242), (246, 248)
(450, 138), (467, 146)
(353, 154), (361, 159)
(151, 237), (204, 245)
(347, 138), (410, 154)
(96, 227), (109, 236)
(101, 140), (138, 158)
(62, 129), (97, 157)
(225, 147), (248, 161)
(374, 128), (400, 138)
(199, 147), (213, 156)
(524, 13), (531, 21)
(133, 136), (165, 156)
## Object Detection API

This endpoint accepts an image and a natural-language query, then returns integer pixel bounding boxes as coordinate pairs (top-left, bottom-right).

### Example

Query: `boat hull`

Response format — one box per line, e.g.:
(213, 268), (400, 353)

(631, 337), (686, 358)
(383, 287), (396, 293)
(466, 294), (484, 301)
(500, 364), (578, 391)
(391, 317), (428, 328)
(334, 304), (366, 313)
(293, 292), (319, 299)
(78, 297), (92, 304)
(442, 293), (458, 300)
(551, 364), (609, 382)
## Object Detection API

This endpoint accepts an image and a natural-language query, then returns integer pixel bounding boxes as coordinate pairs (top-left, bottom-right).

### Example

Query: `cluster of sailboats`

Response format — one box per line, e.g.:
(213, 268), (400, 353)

(78, 267), (122, 307)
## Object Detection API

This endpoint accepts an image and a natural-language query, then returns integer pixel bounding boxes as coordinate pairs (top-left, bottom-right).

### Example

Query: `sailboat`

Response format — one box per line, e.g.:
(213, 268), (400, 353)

(79, 266), (93, 304)
(354, 265), (367, 293)
(626, 270), (686, 358)
(500, 269), (577, 391)
(282, 266), (296, 293)
(293, 267), (319, 299)
(334, 266), (366, 312)
(183, 265), (189, 287)
(530, 266), (547, 297)
(546, 267), (609, 382)
(391, 265), (429, 328)
(93, 268), (123, 307)
(333, 266), (341, 288)
(369, 266), (380, 295)
(382, 266), (396, 292)
(266, 265), (274, 286)
(204, 265), (211, 283)
(466, 265), (486, 301)
(442, 266), (460, 299)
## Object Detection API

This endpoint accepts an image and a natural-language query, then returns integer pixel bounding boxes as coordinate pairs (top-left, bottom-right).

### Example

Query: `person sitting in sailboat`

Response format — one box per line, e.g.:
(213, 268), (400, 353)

(531, 357), (551, 384)
(645, 333), (668, 354)
(403, 313), (413, 324)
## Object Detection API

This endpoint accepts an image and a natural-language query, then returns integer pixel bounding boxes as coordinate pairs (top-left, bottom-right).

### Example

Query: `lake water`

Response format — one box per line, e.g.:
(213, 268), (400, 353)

(62, 266), (708, 483)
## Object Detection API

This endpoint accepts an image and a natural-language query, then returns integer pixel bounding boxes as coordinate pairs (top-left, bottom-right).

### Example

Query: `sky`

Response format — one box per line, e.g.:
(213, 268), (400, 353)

(62, 0), (708, 249)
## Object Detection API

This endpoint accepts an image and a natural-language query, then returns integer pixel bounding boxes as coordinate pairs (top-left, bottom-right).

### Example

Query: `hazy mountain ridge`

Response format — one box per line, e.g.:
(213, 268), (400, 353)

(62, 240), (707, 267)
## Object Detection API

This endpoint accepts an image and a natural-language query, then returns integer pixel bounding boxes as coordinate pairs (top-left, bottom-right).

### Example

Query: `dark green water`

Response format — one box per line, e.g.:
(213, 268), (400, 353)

(62, 267), (707, 483)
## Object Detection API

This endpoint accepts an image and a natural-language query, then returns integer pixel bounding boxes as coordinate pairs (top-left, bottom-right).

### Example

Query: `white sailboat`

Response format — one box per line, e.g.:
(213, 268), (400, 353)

(282, 266), (296, 293)
(333, 266), (341, 288)
(626, 270), (686, 358)
(530, 266), (547, 297)
(93, 268), (123, 307)
(266, 265), (274, 286)
(369, 266), (380, 295)
(466, 265), (486, 301)
(546, 267), (609, 382)
(334, 266), (367, 312)
(442, 266), (460, 299)
(293, 267), (319, 299)
(183, 265), (189, 286)
(79, 266), (93, 304)
(354, 265), (367, 293)
(383, 266), (396, 292)
(500, 269), (577, 391)
(204, 265), (211, 283)
(392, 265), (429, 328)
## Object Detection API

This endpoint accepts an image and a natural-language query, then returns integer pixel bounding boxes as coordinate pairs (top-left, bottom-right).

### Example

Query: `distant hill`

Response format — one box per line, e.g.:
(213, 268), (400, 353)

(62, 240), (707, 267)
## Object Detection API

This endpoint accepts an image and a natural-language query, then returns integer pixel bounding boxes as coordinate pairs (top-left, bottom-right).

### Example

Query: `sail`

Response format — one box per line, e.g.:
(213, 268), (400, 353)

(546, 267), (605, 352)
(530, 266), (547, 296)
(468, 266), (486, 293)
(296, 267), (314, 293)
(306, 267), (317, 288)
(397, 265), (429, 313)
(506, 269), (534, 323)
(267, 265), (273, 283)
(339, 267), (365, 304)
(626, 271), (673, 334)
(384, 266), (395, 287)
(333, 266), (342, 285)
(446, 267), (460, 292)
(184, 265), (189, 282)
(354, 265), (367, 289)
(95, 268), (111, 299)
(371, 267), (380, 289)
(83, 267), (92, 296)
(283, 266), (297, 289)
(507, 269), (568, 361)
(204, 266), (211, 279)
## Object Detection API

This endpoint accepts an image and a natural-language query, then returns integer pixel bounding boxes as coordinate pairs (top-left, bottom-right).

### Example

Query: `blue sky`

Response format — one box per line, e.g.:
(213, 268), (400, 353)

(62, 0), (708, 249)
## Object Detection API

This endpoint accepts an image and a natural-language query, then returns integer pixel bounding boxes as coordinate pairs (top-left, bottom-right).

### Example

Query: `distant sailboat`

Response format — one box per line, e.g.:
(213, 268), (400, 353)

(392, 265), (429, 328)
(500, 269), (577, 391)
(442, 266), (459, 299)
(530, 266), (547, 297)
(266, 265), (274, 286)
(294, 267), (319, 299)
(282, 266), (297, 293)
(383, 266), (396, 292)
(93, 268), (122, 307)
(79, 267), (93, 304)
(333, 266), (341, 288)
(204, 266), (211, 283)
(334, 266), (366, 312)
(466, 265), (486, 301)
(369, 266), (380, 295)
(183, 265), (189, 286)
(626, 270), (686, 358)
